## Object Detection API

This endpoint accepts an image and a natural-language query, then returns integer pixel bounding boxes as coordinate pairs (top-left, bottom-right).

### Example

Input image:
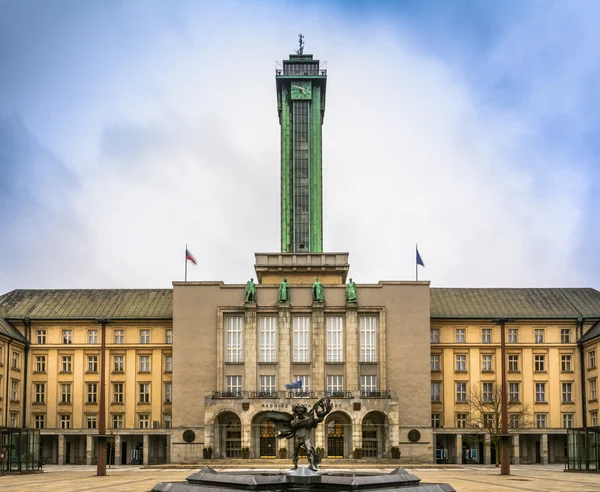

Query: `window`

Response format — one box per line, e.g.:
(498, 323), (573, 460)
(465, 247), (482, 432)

(482, 354), (493, 372)
(138, 414), (150, 429)
(114, 329), (124, 344)
(36, 330), (46, 344)
(589, 379), (597, 401)
(164, 413), (172, 429)
(87, 415), (97, 429)
(139, 355), (151, 372)
(561, 354), (572, 372)
(508, 354), (519, 372)
(431, 414), (441, 428)
(482, 382), (493, 403)
(226, 376), (242, 395)
(293, 375), (310, 391)
(591, 411), (599, 426)
(139, 383), (150, 403)
(88, 329), (99, 344)
(166, 329), (173, 344)
(360, 375), (378, 392)
(259, 375), (276, 393)
(509, 414), (520, 429)
(62, 330), (72, 344)
(589, 350), (597, 369)
(482, 328), (492, 344)
(10, 380), (19, 401)
(87, 383), (98, 404)
(226, 317), (244, 363)
(455, 354), (466, 372)
(430, 329), (440, 343)
(61, 383), (71, 404)
(456, 413), (467, 428)
(113, 383), (124, 403)
(9, 412), (17, 427)
(112, 414), (124, 429)
(34, 383), (45, 404)
(509, 382), (520, 403)
(35, 355), (46, 372)
(61, 414), (71, 429)
(535, 413), (547, 429)
(11, 351), (20, 369)
(483, 413), (494, 428)
(431, 382), (441, 402)
(359, 316), (377, 362)
(563, 413), (574, 429)
(327, 375), (344, 393)
(534, 354), (546, 372)
(326, 317), (343, 363)
(562, 382), (573, 403)
(113, 355), (124, 372)
(35, 415), (45, 429)
(165, 382), (172, 403)
(259, 317), (277, 363)
(456, 382), (467, 402)
(534, 329), (545, 344)
(455, 329), (465, 343)
(508, 329), (519, 343)
(87, 355), (98, 372)
(561, 329), (571, 344)
(61, 355), (72, 373)
(293, 317), (310, 363)
(535, 382), (546, 403)
(140, 329), (151, 344)
(165, 355), (173, 372)
(430, 354), (441, 371)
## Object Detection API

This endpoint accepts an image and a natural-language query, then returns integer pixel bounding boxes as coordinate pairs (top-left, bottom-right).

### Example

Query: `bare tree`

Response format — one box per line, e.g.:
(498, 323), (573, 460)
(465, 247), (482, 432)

(468, 382), (531, 466)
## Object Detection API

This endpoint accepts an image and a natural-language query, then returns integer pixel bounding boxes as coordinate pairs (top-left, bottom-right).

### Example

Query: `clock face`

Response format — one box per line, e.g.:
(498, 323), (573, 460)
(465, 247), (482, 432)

(290, 80), (312, 100)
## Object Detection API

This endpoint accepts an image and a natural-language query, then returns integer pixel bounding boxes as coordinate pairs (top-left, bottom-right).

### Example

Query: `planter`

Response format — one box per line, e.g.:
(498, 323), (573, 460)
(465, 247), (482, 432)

(353, 448), (363, 459)
(391, 447), (401, 459)
(241, 448), (250, 459)
(279, 449), (287, 459)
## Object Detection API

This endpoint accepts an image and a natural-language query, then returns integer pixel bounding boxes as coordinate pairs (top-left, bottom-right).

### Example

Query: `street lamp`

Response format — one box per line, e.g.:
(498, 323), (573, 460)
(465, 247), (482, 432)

(93, 318), (112, 476)
(493, 317), (514, 476)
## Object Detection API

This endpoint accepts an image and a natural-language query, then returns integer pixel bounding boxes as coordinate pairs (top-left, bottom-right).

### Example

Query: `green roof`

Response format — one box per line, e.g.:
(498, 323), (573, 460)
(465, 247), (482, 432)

(0, 289), (173, 319)
(430, 288), (600, 319)
(0, 316), (27, 343)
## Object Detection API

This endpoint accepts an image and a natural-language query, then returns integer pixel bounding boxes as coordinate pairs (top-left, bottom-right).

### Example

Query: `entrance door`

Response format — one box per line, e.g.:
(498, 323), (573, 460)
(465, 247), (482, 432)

(260, 421), (277, 458)
(65, 442), (71, 464)
(121, 442), (127, 465)
(535, 441), (541, 463)
(327, 420), (344, 458)
(362, 419), (378, 458)
(226, 421), (242, 458)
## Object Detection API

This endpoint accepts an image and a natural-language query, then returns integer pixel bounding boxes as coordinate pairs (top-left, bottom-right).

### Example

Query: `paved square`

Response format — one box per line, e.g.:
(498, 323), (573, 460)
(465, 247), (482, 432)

(0, 464), (599, 491)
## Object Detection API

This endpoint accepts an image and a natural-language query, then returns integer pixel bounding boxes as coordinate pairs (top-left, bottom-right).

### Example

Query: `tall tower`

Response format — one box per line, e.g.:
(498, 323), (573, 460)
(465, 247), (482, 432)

(276, 39), (327, 253)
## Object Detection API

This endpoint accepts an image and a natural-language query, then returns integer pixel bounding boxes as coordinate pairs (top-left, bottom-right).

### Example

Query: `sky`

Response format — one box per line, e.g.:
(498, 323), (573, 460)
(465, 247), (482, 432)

(1, 0), (600, 291)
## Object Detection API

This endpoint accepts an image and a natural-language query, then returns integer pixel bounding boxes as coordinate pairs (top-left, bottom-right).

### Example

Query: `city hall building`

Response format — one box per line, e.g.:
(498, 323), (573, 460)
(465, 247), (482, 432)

(2, 47), (600, 469)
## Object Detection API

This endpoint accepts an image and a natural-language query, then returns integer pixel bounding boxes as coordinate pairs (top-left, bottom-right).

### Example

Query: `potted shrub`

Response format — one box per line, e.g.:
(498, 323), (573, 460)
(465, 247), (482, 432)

(353, 448), (363, 459)
(391, 447), (401, 459)
(202, 448), (208, 459)
(317, 447), (325, 460)
(206, 447), (213, 459)
(241, 447), (250, 459)
(279, 448), (287, 459)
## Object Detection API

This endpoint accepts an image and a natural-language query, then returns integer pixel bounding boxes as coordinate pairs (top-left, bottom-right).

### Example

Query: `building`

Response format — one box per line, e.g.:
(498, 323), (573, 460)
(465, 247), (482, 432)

(1, 45), (600, 467)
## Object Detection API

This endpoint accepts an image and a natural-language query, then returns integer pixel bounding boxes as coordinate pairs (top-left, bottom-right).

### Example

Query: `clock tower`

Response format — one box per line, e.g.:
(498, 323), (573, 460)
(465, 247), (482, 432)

(276, 42), (327, 253)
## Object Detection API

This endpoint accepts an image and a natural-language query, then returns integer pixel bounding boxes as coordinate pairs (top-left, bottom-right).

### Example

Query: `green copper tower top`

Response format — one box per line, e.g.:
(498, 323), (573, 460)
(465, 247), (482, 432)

(276, 35), (327, 253)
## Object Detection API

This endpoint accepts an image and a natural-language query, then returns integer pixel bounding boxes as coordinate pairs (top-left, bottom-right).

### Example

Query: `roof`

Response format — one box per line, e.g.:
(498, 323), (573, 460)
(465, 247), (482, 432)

(430, 288), (600, 319)
(0, 317), (27, 343)
(0, 289), (173, 319)
(581, 320), (600, 343)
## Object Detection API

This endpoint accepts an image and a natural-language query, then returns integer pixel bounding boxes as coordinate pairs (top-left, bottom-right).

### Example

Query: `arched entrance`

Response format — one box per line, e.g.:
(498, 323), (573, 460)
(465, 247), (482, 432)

(214, 412), (242, 458)
(325, 411), (352, 459)
(362, 411), (387, 458)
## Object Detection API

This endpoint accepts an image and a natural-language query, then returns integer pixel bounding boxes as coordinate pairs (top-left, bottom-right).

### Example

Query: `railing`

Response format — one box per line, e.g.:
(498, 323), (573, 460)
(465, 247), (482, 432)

(360, 390), (391, 399)
(211, 391), (243, 399)
(249, 391), (279, 399)
(324, 391), (354, 399)
(275, 69), (327, 76)
(209, 390), (395, 400)
(287, 391), (316, 399)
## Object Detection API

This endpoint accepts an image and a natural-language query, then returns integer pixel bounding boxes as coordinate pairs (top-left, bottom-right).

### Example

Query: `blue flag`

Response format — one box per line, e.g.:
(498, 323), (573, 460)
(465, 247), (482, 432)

(416, 248), (425, 267)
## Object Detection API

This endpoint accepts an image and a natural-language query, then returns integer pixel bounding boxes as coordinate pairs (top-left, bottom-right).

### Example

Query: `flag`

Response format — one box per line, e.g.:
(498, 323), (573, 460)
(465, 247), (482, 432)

(185, 248), (197, 265)
(416, 247), (425, 267)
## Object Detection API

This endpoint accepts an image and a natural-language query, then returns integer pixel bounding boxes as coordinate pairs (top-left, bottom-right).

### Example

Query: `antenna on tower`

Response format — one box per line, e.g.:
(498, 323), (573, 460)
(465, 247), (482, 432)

(296, 34), (304, 55)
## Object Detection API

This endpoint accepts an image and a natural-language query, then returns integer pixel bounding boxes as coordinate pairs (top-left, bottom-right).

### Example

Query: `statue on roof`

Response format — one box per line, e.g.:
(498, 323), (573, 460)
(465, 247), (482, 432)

(296, 33), (304, 55)
(245, 278), (256, 303)
(312, 276), (324, 303)
(278, 276), (290, 303)
(346, 278), (358, 303)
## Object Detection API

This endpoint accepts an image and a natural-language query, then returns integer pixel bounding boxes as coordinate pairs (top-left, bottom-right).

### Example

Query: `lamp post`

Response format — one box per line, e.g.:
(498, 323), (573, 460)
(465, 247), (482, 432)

(493, 317), (514, 475)
(93, 318), (111, 476)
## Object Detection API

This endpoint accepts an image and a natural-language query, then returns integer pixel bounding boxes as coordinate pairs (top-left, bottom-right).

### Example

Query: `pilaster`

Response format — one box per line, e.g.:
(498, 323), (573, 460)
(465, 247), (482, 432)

(456, 434), (463, 464)
(244, 303), (257, 391)
(143, 435), (149, 466)
(541, 433), (548, 465)
(278, 302), (291, 385)
(352, 418), (361, 459)
(58, 434), (65, 465)
(312, 303), (325, 391)
(346, 304), (359, 392)
(86, 435), (93, 465)
(512, 434), (520, 464)
(114, 434), (121, 465)
(484, 434), (491, 465)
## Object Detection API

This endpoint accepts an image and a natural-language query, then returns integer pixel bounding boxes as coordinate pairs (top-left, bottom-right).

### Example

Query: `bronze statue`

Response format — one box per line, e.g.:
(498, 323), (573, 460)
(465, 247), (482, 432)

(312, 276), (324, 303)
(245, 278), (256, 303)
(278, 276), (290, 302)
(263, 398), (332, 470)
(346, 278), (358, 303)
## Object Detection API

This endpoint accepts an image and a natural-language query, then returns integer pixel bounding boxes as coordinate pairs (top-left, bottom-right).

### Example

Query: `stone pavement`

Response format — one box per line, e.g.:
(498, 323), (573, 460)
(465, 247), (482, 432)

(0, 464), (599, 491)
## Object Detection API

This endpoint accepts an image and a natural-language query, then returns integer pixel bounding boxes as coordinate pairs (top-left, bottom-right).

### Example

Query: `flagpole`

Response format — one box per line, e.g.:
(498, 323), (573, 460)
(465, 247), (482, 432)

(416, 243), (418, 282)
(185, 244), (188, 282)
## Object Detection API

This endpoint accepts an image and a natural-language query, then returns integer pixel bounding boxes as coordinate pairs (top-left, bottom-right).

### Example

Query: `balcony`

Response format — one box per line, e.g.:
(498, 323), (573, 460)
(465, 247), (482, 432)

(208, 390), (395, 401)
(360, 390), (391, 399)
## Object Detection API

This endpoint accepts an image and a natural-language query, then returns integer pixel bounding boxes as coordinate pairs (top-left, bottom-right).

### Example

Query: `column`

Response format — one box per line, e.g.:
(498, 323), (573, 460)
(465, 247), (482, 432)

(484, 434), (491, 465)
(541, 433), (548, 465)
(456, 434), (463, 464)
(345, 304), (359, 392)
(114, 435), (121, 465)
(315, 423), (325, 451)
(242, 420), (252, 458)
(143, 434), (149, 466)
(312, 303), (325, 391)
(165, 434), (171, 464)
(86, 435), (93, 465)
(352, 418), (361, 459)
(58, 434), (65, 465)
(278, 303), (291, 387)
(244, 304), (257, 392)
(512, 434), (520, 465)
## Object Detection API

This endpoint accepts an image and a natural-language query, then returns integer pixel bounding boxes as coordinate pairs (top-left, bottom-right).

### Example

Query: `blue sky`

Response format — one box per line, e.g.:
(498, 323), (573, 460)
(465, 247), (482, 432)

(1, 0), (599, 291)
